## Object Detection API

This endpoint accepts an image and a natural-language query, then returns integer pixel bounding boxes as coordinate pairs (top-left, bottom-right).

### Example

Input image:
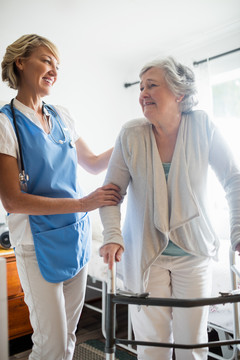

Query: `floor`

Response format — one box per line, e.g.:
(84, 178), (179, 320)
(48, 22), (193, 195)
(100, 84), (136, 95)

(8, 298), (130, 360)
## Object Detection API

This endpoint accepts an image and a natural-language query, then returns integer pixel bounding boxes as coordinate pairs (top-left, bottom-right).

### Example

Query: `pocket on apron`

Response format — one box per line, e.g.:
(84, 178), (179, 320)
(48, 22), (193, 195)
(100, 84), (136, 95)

(33, 215), (91, 283)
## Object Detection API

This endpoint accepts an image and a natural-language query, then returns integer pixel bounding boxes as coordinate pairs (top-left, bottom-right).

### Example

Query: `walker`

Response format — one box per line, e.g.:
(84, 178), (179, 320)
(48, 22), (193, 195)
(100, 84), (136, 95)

(104, 248), (240, 360)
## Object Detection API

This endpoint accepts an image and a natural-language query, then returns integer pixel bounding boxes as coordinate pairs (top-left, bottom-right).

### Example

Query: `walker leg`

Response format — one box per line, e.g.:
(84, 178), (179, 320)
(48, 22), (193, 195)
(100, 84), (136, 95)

(230, 249), (240, 360)
(105, 264), (116, 360)
(102, 280), (107, 338)
(105, 293), (116, 359)
(106, 355), (115, 360)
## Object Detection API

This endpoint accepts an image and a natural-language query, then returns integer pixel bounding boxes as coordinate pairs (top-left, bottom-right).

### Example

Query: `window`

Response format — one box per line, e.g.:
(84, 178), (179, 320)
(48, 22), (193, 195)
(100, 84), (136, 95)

(194, 50), (240, 241)
(211, 67), (240, 156)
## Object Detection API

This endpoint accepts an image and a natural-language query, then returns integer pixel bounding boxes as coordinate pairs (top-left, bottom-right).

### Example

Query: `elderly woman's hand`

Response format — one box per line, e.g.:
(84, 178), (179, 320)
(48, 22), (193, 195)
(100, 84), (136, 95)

(100, 243), (124, 270)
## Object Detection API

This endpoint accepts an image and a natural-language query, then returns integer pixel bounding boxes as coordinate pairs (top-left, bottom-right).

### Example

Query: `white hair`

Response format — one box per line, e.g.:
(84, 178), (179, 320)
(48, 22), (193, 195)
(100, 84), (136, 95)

(139, 56), (198, 112)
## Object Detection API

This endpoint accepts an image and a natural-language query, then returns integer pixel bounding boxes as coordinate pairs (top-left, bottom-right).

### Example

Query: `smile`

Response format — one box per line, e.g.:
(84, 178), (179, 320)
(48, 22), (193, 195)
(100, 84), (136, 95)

(143, 101), (155, 106)
(43, 77), (54, 86)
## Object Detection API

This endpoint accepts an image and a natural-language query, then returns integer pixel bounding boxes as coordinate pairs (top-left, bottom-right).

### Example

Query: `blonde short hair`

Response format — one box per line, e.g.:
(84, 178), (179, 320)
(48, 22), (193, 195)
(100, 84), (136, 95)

(140, 56), (198, 113)
(1, 34), (60, 90)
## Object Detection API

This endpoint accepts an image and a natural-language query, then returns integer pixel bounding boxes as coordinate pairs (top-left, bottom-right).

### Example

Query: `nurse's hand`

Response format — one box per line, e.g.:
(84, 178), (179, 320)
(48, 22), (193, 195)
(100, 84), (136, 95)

(100, 243), (124, 270)
(80, 183), (122, 212)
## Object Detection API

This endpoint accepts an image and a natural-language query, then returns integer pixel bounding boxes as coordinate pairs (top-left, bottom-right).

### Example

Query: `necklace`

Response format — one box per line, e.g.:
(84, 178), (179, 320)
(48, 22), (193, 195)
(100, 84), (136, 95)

(43, 109), (67, 145)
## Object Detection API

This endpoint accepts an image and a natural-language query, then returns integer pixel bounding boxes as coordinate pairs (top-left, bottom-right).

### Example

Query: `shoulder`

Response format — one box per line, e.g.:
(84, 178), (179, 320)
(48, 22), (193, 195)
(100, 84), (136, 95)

(0, 103), (12, 118)
(185, 110), (215, 132)
(187, 109), (215, 125)
(0, 111), (18, 158)
(115, 118), (152, 154)
(49, 104), (72, 122)
(52, 104), (70, 115)
(185, 109), (208, 121)
(50, 105), (80, 142)
(0, 106), (14, 128)
(120, 118), (151, 138)
(122, 117), (150, 130)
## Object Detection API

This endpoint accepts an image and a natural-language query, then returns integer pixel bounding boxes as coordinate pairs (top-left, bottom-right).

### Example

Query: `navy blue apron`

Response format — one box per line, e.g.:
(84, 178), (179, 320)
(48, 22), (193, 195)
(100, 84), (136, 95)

(0, 104), (91, 283)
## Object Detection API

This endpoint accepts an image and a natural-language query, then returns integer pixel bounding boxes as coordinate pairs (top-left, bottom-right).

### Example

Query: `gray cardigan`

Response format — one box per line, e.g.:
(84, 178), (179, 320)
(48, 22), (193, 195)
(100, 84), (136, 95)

(99, 110), (240, 292)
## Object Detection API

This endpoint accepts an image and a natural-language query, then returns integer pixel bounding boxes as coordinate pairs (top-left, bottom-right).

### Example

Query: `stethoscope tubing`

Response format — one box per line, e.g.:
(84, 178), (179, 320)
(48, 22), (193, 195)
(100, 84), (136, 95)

(10, 99), (26, 178)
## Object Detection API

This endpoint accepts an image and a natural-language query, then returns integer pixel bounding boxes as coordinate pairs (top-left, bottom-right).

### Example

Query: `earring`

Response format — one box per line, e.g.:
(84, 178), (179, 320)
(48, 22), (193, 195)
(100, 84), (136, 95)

(176, 99), (180, 103)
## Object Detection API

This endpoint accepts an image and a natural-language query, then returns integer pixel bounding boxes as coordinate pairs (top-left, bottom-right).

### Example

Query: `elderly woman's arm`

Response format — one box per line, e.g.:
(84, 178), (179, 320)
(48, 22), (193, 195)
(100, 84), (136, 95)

(209, 126), (240, 254)
(99, 131), (131, 268)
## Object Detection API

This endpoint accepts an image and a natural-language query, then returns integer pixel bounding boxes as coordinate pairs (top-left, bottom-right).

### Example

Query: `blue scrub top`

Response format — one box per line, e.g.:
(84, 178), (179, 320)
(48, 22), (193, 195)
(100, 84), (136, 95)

(0, 104), (91, 282)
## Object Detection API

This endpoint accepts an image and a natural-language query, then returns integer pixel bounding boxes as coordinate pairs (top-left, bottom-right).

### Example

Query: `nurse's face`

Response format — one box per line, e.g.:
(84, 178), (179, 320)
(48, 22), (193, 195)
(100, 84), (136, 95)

(16, 46), (59, 97)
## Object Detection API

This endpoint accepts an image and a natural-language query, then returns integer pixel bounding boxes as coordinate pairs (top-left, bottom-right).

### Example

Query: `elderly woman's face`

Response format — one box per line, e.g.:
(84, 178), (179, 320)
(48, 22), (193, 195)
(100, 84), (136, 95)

(139, 67), (180, 123)
(16, 46), (59, 97)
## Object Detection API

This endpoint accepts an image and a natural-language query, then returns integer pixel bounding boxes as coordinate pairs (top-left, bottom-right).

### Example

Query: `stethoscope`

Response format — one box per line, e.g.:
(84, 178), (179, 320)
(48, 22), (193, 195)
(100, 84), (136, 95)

(10, 99), (74, 188)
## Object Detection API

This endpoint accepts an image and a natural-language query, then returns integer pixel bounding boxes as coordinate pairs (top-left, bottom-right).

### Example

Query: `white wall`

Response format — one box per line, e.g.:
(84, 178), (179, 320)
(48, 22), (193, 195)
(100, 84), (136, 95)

(0, 1), (239, 220)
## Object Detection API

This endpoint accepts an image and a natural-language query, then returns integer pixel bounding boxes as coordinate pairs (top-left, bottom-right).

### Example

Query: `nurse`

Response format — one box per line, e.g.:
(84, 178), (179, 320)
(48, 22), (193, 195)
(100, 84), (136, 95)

(0, 34), (121, 360)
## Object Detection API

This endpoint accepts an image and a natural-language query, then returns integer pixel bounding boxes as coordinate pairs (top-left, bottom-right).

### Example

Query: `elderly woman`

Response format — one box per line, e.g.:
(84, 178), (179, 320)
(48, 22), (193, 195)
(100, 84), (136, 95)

(0, 34), (121, 360)
(100, 57), (240, 360)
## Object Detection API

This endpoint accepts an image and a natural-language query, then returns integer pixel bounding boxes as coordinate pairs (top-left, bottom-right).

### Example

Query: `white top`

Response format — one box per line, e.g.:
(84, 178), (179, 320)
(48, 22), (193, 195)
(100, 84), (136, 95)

(99, 110), (240, 292)
(0, 98), (80, 247)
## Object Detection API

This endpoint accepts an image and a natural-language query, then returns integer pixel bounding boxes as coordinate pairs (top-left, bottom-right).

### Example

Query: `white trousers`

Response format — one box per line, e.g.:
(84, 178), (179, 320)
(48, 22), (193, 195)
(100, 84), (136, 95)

(130, 255), (212, 360)
(14, 245), (88, 360)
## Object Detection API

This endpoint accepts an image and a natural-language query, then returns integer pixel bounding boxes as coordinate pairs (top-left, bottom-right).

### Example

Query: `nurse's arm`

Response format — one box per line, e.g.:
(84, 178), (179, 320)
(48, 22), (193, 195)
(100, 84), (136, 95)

(75, 137), (113, 174)
(0, 154), (121, 215)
